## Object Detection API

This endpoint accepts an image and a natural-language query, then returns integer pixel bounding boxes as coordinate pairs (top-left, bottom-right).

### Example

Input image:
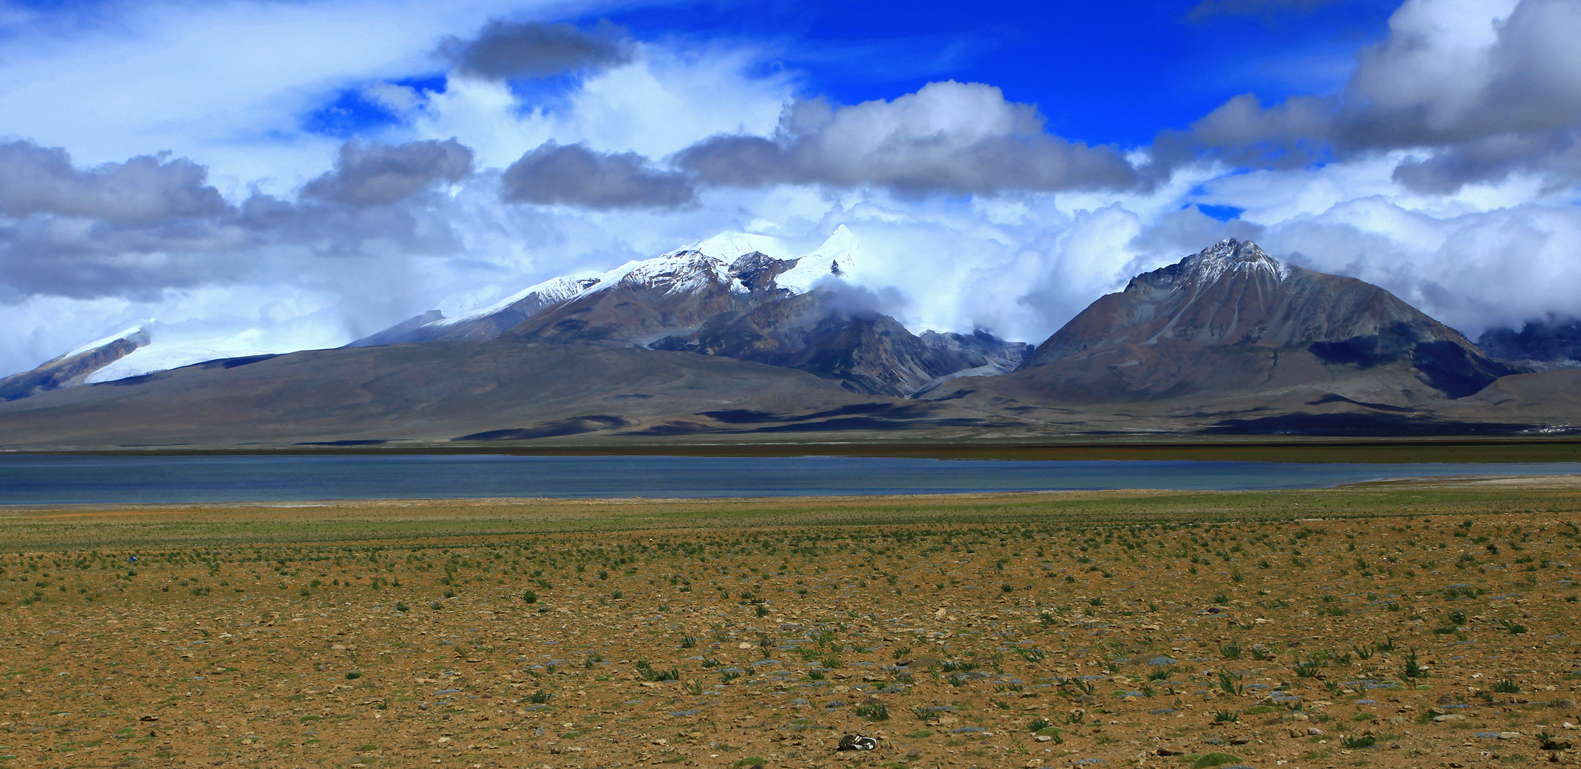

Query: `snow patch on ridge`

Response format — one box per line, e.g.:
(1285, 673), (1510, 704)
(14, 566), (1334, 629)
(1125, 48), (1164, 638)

(62, 322), (153, 361)
(433, 275), (588, 328)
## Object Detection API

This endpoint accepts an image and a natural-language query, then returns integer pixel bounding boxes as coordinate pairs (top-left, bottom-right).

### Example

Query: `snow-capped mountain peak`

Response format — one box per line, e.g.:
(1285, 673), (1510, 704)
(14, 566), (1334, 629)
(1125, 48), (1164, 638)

(1124, 238), (1286, 296)
(571, 226), (860, 299)
(605, 249), (735, 296)
(776, 225), (860, 294)
(1180, 238), (1285, 285)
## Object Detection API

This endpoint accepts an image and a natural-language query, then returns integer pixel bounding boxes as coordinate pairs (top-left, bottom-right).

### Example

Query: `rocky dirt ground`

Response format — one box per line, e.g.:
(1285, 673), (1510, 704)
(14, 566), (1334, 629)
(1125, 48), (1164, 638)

(2, 480), (1580, 768)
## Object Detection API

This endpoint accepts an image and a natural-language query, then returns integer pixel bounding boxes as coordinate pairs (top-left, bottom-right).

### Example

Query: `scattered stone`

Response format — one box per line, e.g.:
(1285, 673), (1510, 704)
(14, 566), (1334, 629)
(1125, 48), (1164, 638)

(837, 734), (878, 751)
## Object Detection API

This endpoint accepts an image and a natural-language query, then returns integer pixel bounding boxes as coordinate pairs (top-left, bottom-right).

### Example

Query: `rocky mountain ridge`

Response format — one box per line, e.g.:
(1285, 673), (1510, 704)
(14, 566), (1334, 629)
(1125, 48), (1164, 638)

(1002, 239), (1516, 403)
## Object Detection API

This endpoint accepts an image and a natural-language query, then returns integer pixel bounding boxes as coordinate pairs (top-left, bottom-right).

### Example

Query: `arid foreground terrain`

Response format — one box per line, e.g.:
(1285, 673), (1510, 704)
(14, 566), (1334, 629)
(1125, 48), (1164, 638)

(3, 478), (1581, 769)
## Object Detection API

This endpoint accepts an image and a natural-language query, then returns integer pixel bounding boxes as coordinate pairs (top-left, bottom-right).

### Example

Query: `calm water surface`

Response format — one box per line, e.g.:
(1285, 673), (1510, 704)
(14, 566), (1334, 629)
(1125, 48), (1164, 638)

(0, 454), (1577, 505)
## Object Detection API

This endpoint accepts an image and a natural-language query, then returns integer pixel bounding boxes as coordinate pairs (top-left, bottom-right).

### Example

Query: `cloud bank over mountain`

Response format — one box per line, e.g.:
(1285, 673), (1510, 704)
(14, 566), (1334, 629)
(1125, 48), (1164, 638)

(0, 0), (1576, 380)
(673, 83), (1141, 195)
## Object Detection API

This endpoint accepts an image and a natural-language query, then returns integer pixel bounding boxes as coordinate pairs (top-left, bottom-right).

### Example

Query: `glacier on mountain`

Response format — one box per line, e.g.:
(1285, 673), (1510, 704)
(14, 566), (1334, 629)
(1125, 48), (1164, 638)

(84, 329), (280, 384)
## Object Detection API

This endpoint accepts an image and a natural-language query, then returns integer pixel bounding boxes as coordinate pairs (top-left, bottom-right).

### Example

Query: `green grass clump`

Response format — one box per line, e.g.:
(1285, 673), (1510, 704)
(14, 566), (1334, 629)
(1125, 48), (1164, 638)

(1194, 752), (1242, 768)
(635, 661), (680, 682)
(1402, 648), (1427, 680)
(853, 702), (889, 721)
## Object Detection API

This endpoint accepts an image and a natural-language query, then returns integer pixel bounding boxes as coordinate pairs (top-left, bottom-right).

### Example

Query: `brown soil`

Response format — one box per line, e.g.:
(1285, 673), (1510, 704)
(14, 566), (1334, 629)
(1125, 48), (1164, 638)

(2, 480), (1580, 768)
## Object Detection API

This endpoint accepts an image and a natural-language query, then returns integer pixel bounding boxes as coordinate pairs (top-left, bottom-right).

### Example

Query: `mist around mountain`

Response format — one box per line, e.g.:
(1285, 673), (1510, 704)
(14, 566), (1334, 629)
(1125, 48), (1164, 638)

(1477, 316), (1581, 370)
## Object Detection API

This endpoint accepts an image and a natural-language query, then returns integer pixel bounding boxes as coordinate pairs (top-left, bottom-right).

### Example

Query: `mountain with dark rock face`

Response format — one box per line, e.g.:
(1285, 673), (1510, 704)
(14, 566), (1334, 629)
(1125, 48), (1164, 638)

(649, 291), (1031, 395)
(342, 227), (1030, 397)
(508, 248), (1029, 396)
(1476, 316), (1581, 370)
(1001, 239), (1517, 403)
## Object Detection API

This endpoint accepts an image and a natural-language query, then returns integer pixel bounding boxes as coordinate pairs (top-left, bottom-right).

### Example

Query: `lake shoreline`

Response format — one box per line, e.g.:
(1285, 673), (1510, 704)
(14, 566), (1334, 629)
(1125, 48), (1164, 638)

(6, 454), (1581, 507)
(5, 434), (1581, 463)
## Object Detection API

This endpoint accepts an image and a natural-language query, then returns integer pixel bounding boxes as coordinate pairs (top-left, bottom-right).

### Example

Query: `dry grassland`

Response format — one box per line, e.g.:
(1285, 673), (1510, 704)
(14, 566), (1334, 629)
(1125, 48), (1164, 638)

(2, 478), (1581, 769)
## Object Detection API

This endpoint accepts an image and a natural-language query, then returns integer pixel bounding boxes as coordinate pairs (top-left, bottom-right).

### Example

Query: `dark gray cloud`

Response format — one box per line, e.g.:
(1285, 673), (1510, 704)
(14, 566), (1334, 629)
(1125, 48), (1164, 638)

(500, 142), (696, 209)
(1391, 132), (1580, 194)
(1338, 0), (1581, 148)
(674, 82), (1140, 195)
(495, 82), (1143, 209)
(1149, 94), (1336, 177)
(0, 140), (231, 224)
(1186, 0), (1342, 23)
(435, 19), (631, 81)
(301, 138), (473, 206)
(1180, 94), (1335, 151)
(0, 194), (466, 303)
(0, 143), (470, 303)
(1165, 0), (1581, 192)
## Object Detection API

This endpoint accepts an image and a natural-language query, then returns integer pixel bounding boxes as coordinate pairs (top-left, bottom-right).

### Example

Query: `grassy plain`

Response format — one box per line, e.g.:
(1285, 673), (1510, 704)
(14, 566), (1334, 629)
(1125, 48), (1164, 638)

(2, 478), (1581, 768)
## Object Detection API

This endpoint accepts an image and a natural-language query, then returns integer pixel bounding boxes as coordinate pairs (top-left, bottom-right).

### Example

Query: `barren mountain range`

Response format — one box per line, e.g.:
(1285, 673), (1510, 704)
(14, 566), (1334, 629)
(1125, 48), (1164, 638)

(1477, 316), (1581, 371)
(1, 235), (1575, 449)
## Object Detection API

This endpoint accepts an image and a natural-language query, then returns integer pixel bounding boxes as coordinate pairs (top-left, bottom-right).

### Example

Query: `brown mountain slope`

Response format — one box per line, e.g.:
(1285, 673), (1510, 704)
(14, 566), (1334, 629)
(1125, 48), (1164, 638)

(0, 335), (1574, 448)
(0, 340), (904, 449)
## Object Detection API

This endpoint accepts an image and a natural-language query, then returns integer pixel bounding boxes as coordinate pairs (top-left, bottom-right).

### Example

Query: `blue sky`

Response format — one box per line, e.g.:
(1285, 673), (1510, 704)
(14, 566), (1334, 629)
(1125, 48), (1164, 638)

(288, 0), (1398, 148)
(0, 0), (1579, 379)
(594, 0), (1397, 145)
